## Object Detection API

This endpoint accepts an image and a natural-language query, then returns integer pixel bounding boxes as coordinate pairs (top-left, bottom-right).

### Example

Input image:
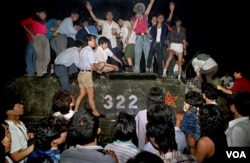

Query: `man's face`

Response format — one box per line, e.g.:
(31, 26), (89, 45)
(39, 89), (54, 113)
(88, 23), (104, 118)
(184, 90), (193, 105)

(37, 11), (47, 20)
(105, 11), (113, 21)
(71, 13), (79, 21)
(118, 19), (123, 27)
(89, 36), (96, 48)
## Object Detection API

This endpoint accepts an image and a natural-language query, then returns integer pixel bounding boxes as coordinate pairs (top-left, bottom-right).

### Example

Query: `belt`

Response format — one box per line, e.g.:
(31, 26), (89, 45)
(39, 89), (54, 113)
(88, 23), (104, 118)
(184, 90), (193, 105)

(81, 70), (92, 72)
(55, 64), (65, 66)
(136, 33), (147, 35)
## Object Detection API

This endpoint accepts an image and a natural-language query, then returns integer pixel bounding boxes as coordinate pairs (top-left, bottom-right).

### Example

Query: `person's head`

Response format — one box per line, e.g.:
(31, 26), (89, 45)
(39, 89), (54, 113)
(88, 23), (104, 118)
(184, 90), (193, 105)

(150, 16), (157, 26)
(174, 16), (182, 26)
(35, 8), (47, 21)
(70, 8), (80, 21)
(147, 87), (165, 107)
(81, 19), (89, 27)
(156, 14), (165, 24)
(0, 121), (11, 161)
(98, 36), (110, 49)
(117, 18), (125, 27)
(227, 91), (250, 117)
(84, 34), (97, 48)
(146, 119), (177, 154)
(201, 83), (218, 103)
(105, 11), (114, 21)
(52, 90), (75, 115)
(113, 111), (136, 142)
(184, 91), (203, 113)
(74, 39), (84, 49)
(198, 104), (226, 135)
(147, 103), (174, 123)
(232, 66), (248, 80)
(126, 151), (164, 163)
(33, 116), (68, 151)
(0, 88), (23, 121)
(67, 109), (100, 146)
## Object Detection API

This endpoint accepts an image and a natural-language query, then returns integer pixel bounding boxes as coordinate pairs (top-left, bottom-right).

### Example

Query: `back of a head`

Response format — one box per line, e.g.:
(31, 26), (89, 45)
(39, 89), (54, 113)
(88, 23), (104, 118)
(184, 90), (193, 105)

(147, 103), (174, 123)
(26, 156), (54, 163)
(74, 39), (83, 48)
(199, 104), (225, 134)
(147, 87), (165, 107)
(202, 83), (218, 101)
(114, 111), (136, 141)
(52, 90), (72, 114)
(67, 109), (99, 145)
(34, 116), (68, 150)
(126, 151), (164, 163)
(185, 91), (204, 112)
(228, 91), (250, 116)
(146, 119), (177, 153)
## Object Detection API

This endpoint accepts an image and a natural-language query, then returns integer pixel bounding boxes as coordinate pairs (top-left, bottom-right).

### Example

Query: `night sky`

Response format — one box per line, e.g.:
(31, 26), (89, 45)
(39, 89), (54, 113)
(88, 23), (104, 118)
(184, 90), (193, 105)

(2, 0), (250, 85)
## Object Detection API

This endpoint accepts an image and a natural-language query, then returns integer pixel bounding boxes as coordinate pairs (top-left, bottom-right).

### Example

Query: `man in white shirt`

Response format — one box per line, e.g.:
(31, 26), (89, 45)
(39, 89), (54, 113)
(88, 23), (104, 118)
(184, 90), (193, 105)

(225, 92), (250, 147)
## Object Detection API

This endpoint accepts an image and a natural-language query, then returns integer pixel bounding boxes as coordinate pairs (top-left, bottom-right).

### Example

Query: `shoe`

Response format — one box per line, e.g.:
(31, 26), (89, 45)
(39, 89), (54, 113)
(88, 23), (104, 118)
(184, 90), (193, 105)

(162, 74), (167, 78)
(95, 114), (106, 118)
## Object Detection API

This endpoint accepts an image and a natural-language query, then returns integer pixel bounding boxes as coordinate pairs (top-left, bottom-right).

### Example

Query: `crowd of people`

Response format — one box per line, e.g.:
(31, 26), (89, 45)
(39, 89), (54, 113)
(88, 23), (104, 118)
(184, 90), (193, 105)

(20, 0), (189, 83)
(2, 0), (249, 163)
(1, 82), (250, 163)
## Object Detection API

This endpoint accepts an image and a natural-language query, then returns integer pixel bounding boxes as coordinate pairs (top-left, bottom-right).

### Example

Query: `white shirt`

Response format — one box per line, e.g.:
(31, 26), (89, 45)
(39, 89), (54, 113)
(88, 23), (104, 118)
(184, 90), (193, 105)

(5, 120), (29, 163)
(97, 20), (120, 48)
(54, 47), (80, 67)
(120, 20), (136, 47)
(225, 117), (250, 147)
(95, 46), (113, 63)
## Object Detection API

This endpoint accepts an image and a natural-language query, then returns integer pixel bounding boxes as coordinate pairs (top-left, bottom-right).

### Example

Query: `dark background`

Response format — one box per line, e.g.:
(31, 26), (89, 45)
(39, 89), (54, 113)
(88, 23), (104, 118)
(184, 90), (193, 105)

(2, 0), (250, 86)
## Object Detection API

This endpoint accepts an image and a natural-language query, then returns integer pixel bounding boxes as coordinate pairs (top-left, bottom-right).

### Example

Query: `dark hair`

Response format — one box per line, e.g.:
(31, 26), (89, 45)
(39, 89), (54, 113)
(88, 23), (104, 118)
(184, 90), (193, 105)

(199, 104), (226, 135)
(74, 39), (84, 47)
(84, 34), (96, 43)
(0, 88), (21, 120)
(52, 90), (72, 114)
(33, 116), (68, 150)
(227, 91), (250, 116)
(202, 83), (218, 101)
(98, 36), (110, 45)
(185, 91), (204, 113)
(26, 155), (53, 163)
(113, 111), (136, 141)
(147, 87), (165, 107)
(126, 151), (164, 163)
(146, 120), (177, 153)
(67, 109), (99, 145)
(147, 103), (174, 123)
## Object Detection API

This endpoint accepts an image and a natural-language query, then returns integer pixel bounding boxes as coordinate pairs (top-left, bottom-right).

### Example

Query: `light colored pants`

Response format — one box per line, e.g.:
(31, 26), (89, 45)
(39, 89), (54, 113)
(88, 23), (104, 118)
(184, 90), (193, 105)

(134, 35), (150, 73)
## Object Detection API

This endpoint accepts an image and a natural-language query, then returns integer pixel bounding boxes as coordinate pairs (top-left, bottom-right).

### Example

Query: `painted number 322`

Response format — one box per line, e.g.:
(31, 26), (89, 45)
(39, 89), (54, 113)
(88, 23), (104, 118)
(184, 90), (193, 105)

(103, 95), (138, 110)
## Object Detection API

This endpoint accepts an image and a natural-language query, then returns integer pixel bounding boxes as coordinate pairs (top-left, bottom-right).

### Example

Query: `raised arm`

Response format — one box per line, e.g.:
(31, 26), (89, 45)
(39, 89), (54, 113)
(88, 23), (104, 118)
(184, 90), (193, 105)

(166, 1), (175, 22)
(144, 0), (155, 15)
(85, 1), (101, 23)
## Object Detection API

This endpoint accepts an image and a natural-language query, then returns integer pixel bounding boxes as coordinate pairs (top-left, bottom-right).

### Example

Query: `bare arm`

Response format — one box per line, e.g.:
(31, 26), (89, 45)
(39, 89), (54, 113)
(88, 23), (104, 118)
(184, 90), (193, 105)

(145, 0), (155, 15)
(217, 85), (233, 95)
(10, 144), (34, 162)
(166, 1), (175, 22)
(189, 136), (214, 163)
(85, 1), (101, 23)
